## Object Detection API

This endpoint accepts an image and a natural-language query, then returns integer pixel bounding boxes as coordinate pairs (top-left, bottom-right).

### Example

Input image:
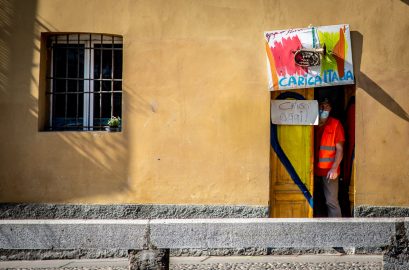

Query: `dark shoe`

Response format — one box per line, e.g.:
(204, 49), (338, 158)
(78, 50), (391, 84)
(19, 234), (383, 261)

(333, 247), (346, 255)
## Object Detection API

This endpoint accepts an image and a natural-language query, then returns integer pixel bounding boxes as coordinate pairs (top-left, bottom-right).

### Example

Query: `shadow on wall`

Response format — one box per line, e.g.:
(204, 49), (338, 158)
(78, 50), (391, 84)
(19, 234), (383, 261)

(350, 31), (409, 123)
(0, 0), (136, 202)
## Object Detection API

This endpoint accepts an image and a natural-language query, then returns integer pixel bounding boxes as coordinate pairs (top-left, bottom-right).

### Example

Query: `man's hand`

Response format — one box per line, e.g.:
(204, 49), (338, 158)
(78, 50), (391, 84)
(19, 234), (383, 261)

(327, 167), (338, 180)
(326, 142), (344, 180)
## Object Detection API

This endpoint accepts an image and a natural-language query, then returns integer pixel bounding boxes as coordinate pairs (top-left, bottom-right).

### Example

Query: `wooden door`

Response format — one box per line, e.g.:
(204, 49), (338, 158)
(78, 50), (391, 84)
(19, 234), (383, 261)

(270, 89), (314, 218)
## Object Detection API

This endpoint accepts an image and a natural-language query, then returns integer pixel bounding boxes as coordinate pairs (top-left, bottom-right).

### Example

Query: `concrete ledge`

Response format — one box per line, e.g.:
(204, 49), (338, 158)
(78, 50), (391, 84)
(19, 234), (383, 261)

(1, 218), (408, 250)
(0, 220), (148, 249)
(150, 218), (398, 248)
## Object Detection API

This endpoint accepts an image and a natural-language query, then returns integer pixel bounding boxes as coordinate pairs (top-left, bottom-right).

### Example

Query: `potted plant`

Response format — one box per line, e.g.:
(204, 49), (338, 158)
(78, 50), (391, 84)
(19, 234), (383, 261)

(106, 116), (121, 132)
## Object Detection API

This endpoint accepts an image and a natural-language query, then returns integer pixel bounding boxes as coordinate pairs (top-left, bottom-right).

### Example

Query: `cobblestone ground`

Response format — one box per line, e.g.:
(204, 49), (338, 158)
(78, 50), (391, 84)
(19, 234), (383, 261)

(0, 256), (384, 270)
(0, 268), (127, 270)
(171, 261), (382, 270)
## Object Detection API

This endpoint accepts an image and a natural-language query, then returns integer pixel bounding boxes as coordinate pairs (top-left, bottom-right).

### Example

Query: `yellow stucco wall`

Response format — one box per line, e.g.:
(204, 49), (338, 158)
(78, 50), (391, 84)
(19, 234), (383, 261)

(0, 0), (408, 206)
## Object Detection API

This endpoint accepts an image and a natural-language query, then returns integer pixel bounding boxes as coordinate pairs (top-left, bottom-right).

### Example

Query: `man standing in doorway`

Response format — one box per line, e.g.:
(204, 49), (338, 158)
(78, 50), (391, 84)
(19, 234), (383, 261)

(314, 98), (345, 217)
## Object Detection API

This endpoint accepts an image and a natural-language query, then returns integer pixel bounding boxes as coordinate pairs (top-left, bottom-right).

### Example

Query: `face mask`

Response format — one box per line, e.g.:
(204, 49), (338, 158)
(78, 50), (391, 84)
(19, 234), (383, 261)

(319, 109), (329, 119)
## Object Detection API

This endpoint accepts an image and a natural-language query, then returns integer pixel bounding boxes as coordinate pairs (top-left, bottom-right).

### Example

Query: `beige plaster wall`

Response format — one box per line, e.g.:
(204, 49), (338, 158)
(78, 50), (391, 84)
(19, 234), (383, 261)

(0, 0), (408, 206)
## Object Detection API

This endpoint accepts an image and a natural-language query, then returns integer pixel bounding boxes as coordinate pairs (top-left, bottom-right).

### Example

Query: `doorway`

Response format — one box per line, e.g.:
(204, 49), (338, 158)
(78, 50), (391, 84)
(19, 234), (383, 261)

(269, 86), (356, 218)
(314, 85), (356, 217)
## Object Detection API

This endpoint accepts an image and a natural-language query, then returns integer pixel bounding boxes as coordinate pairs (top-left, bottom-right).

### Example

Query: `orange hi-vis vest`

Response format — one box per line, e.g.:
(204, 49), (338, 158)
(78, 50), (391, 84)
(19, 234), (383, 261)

(318, 117), (339, 169)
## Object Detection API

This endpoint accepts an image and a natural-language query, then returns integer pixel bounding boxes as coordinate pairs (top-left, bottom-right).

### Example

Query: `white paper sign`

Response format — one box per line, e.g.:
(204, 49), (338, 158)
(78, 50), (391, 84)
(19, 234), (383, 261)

(271, 100), (318, 125)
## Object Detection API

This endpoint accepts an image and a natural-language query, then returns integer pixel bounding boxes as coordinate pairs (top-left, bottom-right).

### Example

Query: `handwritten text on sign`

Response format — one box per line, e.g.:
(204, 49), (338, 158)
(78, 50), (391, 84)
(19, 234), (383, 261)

(271, 100), (318, 125)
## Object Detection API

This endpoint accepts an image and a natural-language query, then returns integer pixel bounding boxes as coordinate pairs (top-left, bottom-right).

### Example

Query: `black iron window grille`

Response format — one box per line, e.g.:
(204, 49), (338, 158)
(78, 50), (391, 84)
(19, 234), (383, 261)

(45, 33), (123, 131)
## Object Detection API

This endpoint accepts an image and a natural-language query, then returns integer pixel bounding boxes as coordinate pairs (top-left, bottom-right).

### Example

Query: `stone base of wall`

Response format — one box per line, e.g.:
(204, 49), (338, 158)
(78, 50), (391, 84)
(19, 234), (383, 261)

(0, 203), (269, 219)
(170, 247), (358, 256)
(0, 248), (360, 261)
(354, 205), (409, 217)
(4, 203), (408, 219)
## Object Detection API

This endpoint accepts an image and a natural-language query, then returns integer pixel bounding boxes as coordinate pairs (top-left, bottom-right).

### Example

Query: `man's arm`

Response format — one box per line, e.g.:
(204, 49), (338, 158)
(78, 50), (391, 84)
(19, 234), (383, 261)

(327, 141), (344, 180)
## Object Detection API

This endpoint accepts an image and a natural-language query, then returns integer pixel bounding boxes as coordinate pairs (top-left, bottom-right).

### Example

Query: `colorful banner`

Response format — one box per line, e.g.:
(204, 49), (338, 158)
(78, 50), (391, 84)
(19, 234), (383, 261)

(265, 24), (354, 91)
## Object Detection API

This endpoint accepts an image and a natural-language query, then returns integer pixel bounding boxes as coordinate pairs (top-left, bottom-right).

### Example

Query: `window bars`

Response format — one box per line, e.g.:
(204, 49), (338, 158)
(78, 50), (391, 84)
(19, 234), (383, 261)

(46, 33), (123, 131)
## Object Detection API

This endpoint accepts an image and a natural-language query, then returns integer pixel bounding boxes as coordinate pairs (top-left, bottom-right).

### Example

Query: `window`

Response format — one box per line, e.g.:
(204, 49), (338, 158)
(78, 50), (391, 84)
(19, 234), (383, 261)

(45, 33), (123, 131)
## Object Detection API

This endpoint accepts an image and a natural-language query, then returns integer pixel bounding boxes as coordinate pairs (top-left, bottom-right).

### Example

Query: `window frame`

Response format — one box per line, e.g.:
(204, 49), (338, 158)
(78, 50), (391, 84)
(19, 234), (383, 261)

(46, 33), (123, 131)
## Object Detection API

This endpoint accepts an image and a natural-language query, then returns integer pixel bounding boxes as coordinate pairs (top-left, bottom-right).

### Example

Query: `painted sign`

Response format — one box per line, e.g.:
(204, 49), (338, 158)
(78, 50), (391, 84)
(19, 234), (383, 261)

(271, 100), (318, 125)
(265, 24), (354, 91)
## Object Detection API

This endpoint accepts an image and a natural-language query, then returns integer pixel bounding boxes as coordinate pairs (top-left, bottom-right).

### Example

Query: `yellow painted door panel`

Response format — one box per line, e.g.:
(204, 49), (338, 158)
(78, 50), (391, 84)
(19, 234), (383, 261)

(270, 89), (314, 218)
